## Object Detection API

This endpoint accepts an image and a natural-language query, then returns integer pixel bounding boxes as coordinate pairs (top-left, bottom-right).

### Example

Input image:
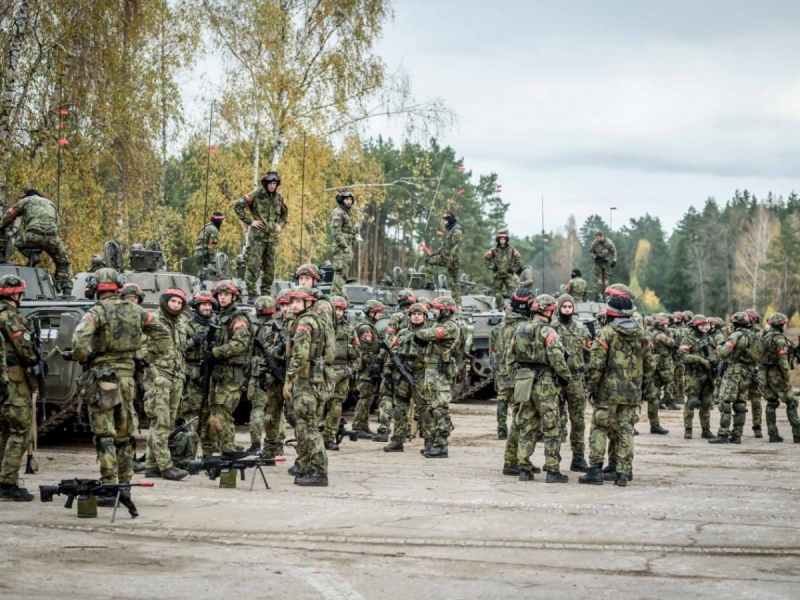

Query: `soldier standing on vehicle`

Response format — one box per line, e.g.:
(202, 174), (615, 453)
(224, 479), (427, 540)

(330, 191), (361, 297)
(182, 291), (217, 457)
(761, 313), (800, 443)
(194, 211), (225, 279)
(324, 296), (359, 451)
(0, 189), (72, 296)
(246, 296), (276, 453)
(423, 212), (464, 307)
(143, 289), (189, 480)
(678, 315), (717, 440)
(484, 232), (521, 308)
(565, 269), (588, 302)
(67, 268), (169, 485)
(352, 300), (385, 438)
(589, 232), (616, 301)
(234, 171), (288, 303)
(0, 275), (36, 501)
(88, 254), (106, 273)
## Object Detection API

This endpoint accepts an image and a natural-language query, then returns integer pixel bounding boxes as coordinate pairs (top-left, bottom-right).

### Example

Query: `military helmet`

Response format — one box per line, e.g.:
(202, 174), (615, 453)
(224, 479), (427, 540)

(496, 231), (509, 244)
(731, 312), (750, 327)
(255, 296), (276, 315)
(295, 263), (321, 282)
(363, 299), (385, 317)
(0, 274), (26, 297)
(767, 312), (788, 328)
(689, 314), (707, 328)
(431, 296), (457, 311)
(671, 311), (684, 323)
(533, 294), (558, 315)
(335, 190), (355, 205)
(745, 309), (761, 324)
(275, 288), (291, 304)
(89, 254), (106, 269)
(408, 302), (427, 315)
(510, 287), (534, 315)
(191, 291), (216, 310)
(94, 268), (123, 292)
(654, 312), (671, 327)
(212, 279), (241, 298)
(261, 170), (281, 186)
(331, 295), (349, 309)
(605, 283), (634, 300)
(518, 266), (534, 287)
(210, 211), (225, 224)
(121, 283), (145, 303)
(683, 310), (694, 322)
(644, 315), (654, 327)
(161, 288), (187, 316)
(288, 285), (317, 303)
(397, 289), (417, 307)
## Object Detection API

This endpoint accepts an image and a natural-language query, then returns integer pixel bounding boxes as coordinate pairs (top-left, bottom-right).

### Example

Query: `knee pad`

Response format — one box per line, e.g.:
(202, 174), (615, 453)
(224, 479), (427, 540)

(420, 408), (434, 425)
(787, 399), (798, 411)
(392, 405), (405, 422)
(733, 403), (748, 415)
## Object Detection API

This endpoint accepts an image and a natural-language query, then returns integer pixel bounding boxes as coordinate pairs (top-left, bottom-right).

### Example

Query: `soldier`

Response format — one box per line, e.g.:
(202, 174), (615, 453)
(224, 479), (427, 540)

(580, 294), (652, 486)
(330, 190), (361, 297)
(709, 312), (757, 445)
(88, 254), (106, 273)
(565, 269), (588, 302)
(644, 312), (674, 435)
(0, 189), (72, 295)
(414, 296), (462, 458)
(352, 300), (385, 438)
(504, 294), (571, 482)
(246, 296), (276, 453)
(679, 315), (717, 440)
(194, 211), (225, 278)
(182, 291), (216, 457)
(423, 212), (464, 307)
(664, 312), (686, 410)
(263, 288), (292, 457)
(283, 286), (328, 486)
(324, 296), (359, 451)
(207, 280), (251, 453)
(484, 231), (522, 308)
(234, 171), (289, 303)
(67, 268), (169, 485)
(489, 305), (511, 440)
(553, 294), (591, 472)
(761, 313), (800, 443)
(143, 289), (189, 480)
(121, 283), (145, 305)
(0, 275), (36, 501)
(589, 232), (616, 301)
(745, 309), (764, 438)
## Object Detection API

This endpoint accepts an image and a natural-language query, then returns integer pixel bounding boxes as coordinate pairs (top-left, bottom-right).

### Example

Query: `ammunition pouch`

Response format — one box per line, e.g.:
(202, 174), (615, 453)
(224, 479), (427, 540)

(8, 365), (25, 384)
(310, 359), (326, 385)
(232, 365), (247, 385)
(513, 367), (547, 404)
(437, 359), (455, 378)
(97, 369), (120, 410)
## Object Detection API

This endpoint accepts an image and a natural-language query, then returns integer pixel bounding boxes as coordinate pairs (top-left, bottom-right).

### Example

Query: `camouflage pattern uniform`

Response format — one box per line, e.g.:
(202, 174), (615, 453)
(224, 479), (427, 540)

(505, 295), (571, 479)
(645, 314), (674, 429)
(666, 314), (686, 408)
(678, 316), (717, 438)
(182, 292), (215, 456)
(193, 214), (223, 278)
(352, 301), (384, 433)
(565, 275), (588, 302)
(143, 290), (188, 476)
(588, 235), (616, 301)
(330, 192), (357, 297)
(0, 192), (71, 292)
(745, 311), (764, 437)
(72, 269), (169, 483)
(489, 321), (509, 438)
(247, 296), (276, 451)
(234, 173), (289, 297)
(424, 214), (464, 307)
(494, 308), (528, 473)
(761, 314), (800, 443)
(483, 233), (522, 308)
(324, 297), (359, 449)
(263, 290), (292, 456)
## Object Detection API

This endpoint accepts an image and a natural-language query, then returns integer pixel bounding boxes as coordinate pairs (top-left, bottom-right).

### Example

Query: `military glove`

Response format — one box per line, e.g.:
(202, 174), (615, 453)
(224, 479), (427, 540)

(211, 347), (222, 359)
(282, 381), (293, 400)
(60, 350), (74, 362)
(699, 358), (711, 370)
(0, 383), (8, 403)
(611, 260), (617, 268)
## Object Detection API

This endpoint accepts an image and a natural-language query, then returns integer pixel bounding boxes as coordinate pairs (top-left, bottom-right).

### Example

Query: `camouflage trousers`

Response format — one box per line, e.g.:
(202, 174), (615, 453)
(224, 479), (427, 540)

(293, 381), (328, 476)
(180, 377), (213, 457)
(593, 261), (612, 301)
(515, 371), (561, 473)
(87, 375), (138, 484)
(390, 395), (413, 443)
(559, 377), (586, 455)
(496, 395), (510, 437)
(588, 402), (638, 476)
(748, 378), (763, 429)
(424, 256), (461, 307)
(247, 375), (268, 446)
(498, 388), (521, 467)
(491, 274), (515, 308)
(207, 367), (245, 454)
(683, 373), (713, 431)
(263, 383), (285, 455)
(244, 234), (278, 296)
(377, 384), (393, 435)
(17, 231), (71, 292)
(716, 366), (750, 439)
(144, 375), (183, 471)
(667, 362), (685, 402)
(323, 376), (350, 445)
(421, 369), (452, 452)
(645, 368), (671, 426)
(764, 367), (800, 438)
(0, 380), (32, 485)
(352, 378), (377, 431)
(331, 247), (353, 298)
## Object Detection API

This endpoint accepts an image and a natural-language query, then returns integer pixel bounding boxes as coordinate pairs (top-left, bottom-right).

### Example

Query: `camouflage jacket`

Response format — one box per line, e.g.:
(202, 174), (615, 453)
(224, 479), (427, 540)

(287, 311), (324, 383)
(651, 325), (676, 373)
(385, 311), (410, 341)
(249, 316), (275, 379)
(504, 317), (571, 382)
(313, 299), (336, 367)
(586, 317), (654, 405)
(330, 205), (356, 253)
(431, 223), (464, 266)
(483, 244), (521, 275)
(0, 331), (6, 386)
(415, 314), (462, 369)
(565, 277), (588, 302)
(384, 322), (427, 399)
(184, 315), (212, 364)
(333, 315), (359, 366)
(193, 222), (220, 265)
(211, 304), (250, 366)
(0, 301), (37, 375)
(552, 316), (591, 375)
(762, 329), (791, 380)
(492, 311), (527, 390)
(72, 294), (169, 371)
(589, 238), (616, 263)
(356, 319), (380, 377)
(717, 329), (757, 368)
(0, 194), (59, 235)
(678, 329), (717, 379)
(234, 187), (288, 240)
(148, 309), (186, 381)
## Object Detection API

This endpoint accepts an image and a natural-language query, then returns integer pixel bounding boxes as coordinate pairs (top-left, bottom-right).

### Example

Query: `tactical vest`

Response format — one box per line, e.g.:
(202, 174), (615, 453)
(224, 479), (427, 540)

(215, 307), (250, 366)
(511, 321), (548, 367)
(91, 298), (145, 355)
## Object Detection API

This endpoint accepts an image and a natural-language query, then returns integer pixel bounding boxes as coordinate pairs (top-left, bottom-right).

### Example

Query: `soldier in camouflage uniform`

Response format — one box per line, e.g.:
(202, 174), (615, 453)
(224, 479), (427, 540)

(234, 171), (289, 302)
(330, 190), (359, 297)
(207, 280), (251, 453)
(553, 294), (592, 472)
(193, 211), (225, 278)
(709, 312), (756, 444)
(589, 232), (616, 301)
(121, 283), (145, 305)
(143, 289), (189, 480)
(246, 296), (276, 453)
(505, 294), (571, 482)
(565, 269), (588, 302)
(745, 309), (764, 438)
(182, 291), (216, 456)
(580, 294), (652, 487)
(283, 286), (328, 486)
(88, 254), (106, 272)
(68, 268), (169, 484)
(489, 306), (511, 440)
(414, 296), (461, 458)
(484, 232), (522, 308)
(644, 313), (674, 435)
(263, 289), (292, 457)
(678, 315), (717, 440)
(352, 300), (385, 437)
(324, 296), (359, 451)
(761, 313), (800, 443)
(0, 189), (72, 294)
(0, 275), (36, 501)
(423, 212), (464, 307)
(665, 312), (686, 410)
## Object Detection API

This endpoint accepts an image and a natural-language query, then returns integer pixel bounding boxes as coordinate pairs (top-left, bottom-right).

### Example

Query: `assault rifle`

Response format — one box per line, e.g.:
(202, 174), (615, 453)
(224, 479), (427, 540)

(699, 345), (716, 389)
(187, 451), (278, 491)
(379, 341), (424, 401)
(255, 321), (287, 388)
(39, 479), (153, 522)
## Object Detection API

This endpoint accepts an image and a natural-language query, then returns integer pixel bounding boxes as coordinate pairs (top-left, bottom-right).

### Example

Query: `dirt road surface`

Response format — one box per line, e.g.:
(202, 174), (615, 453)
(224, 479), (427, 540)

(2, 403), (799, 599)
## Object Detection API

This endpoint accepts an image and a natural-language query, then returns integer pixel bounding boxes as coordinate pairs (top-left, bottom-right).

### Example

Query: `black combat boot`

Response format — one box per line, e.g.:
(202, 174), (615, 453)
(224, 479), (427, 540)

(420, 438), (432, 455)
(324, 441), (340, 451)
(708, 436), (729, 444)
(423, 447), (448, 458)
(578, 465), (604, 485)
(162, 466), (189, 481)
(684, 428), (692, 439)
(794, 435), (800, 443)
(247, 293), (257, 305)
(288, 464), (301, 476)
(650, 425), (669, 435)
(518, 469), (534, 481)
(134, 462), (147, 474)
(275, 443), (284, 456)
(27, 251), (41, 267)
(546, 470), (569, 484)
(615, 473), (629, 487)
(61, 288), (72, 298)
(372, 432), (389, 443)
(666, 401), (679, 410)
(502, 464), (521, 476)
(753, 426), (763, 439)
(633, 428), (639, 436)
(497, 430), (508, 440)
(246, 443), (261, 454)
(570, 454), (589, 472)
(729, 436), (741, 444)
(383, 441), (404, 452)
(0, 482), (34, 502)
(769, 433), (784, 443)
(602, 464), (617, 481)
(701, 429), (713, 439)
(295, 470), (329, 487)
(144, 467), (162, 478)
(357, 426), (375, 440)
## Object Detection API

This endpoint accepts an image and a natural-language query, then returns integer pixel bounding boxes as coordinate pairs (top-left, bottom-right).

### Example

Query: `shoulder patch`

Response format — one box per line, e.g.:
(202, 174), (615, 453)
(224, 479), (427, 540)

(232, 320), (248, 332)
(244, 194), (253, 205)
(595, 338), (609, 351)
(544, 331), (558, 347)
(296, 324), (312, 336)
